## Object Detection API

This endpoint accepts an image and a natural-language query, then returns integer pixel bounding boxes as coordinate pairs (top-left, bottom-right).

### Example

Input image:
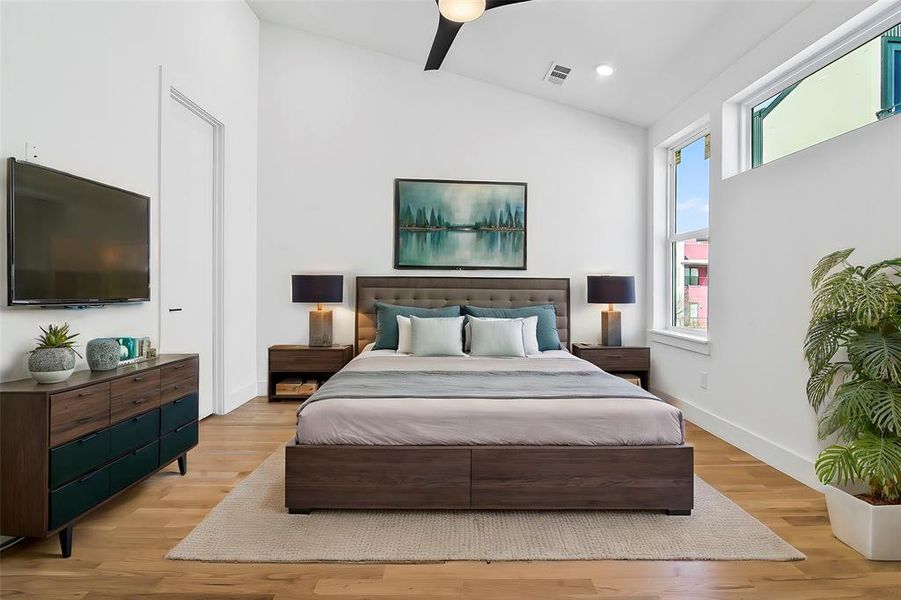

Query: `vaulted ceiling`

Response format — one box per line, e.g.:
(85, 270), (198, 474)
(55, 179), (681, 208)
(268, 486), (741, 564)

(249, 0), (822, 126)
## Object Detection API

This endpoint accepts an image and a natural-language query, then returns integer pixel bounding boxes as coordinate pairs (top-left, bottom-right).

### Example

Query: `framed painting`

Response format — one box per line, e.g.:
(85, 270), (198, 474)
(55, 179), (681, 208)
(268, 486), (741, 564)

(394, 178), (527, 270)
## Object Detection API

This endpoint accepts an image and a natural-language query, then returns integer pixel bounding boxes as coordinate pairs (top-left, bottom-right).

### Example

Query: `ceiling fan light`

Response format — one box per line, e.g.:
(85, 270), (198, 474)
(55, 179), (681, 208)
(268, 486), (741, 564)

(438, 0), (486, 23)
(595, 64), (616, 77)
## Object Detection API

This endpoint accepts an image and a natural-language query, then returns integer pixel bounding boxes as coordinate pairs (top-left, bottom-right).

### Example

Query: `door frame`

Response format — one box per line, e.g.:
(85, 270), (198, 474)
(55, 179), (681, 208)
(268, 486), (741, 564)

(157, 66), (226, 416)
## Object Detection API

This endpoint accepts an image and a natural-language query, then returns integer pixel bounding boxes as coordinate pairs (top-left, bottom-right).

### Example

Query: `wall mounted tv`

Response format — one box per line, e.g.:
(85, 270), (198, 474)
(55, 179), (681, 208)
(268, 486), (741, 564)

(7, 158), (150, 306)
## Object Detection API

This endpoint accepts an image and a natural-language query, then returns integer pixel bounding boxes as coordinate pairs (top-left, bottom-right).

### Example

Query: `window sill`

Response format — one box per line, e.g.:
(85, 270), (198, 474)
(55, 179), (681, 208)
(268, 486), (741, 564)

(648, 329), (710, 356)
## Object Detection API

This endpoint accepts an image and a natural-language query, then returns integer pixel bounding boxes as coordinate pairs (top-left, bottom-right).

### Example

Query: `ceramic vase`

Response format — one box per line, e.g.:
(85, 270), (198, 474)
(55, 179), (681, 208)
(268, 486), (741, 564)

(28, 347), (77, 384)
(87, 338), (121, 371)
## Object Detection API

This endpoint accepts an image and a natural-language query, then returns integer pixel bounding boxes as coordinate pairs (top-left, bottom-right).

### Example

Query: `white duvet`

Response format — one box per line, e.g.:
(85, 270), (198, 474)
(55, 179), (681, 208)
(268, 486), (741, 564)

(295, 345), (685, 446)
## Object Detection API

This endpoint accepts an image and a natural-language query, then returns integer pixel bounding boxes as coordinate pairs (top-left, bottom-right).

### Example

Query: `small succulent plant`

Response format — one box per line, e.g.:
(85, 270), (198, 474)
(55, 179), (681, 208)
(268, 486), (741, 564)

(33, 323), (83, 358)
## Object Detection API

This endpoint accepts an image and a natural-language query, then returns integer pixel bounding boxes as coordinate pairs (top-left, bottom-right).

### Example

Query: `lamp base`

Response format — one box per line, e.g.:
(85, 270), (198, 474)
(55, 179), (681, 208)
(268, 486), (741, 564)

(601, 310), (622, 347)
(309, 309), (333, 347)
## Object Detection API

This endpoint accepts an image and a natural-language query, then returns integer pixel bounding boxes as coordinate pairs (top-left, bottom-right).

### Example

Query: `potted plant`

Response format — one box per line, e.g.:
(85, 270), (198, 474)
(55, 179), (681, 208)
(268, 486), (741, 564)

(28, 323), (82, 384)
(805, 249), (901, 560)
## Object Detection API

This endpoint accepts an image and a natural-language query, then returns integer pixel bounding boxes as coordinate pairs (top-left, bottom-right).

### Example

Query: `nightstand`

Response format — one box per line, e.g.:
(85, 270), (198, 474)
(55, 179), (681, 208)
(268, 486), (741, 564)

(267, 345), (354, 401)
(571, 344), (650, 390)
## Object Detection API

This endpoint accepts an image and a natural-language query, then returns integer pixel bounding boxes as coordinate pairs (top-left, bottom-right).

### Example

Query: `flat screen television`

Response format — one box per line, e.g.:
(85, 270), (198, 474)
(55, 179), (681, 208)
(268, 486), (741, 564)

(7, 158), (150, 306)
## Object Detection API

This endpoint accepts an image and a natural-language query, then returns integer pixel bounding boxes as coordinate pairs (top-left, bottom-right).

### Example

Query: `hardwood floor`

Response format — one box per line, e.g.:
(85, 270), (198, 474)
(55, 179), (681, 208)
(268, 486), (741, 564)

(1, 396), (899, 599)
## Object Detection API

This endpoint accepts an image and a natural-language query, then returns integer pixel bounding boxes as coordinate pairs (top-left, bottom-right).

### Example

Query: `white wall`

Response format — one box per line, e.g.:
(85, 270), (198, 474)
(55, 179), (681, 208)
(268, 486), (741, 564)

(647, 0), (901, 488)
(256, 23), (648, 383)
(0, 1), (260, 412)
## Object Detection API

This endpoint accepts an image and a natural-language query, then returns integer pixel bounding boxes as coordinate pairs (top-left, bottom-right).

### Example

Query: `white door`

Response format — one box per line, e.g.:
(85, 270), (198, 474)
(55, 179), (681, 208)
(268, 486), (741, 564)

(160, 94), (216, 419)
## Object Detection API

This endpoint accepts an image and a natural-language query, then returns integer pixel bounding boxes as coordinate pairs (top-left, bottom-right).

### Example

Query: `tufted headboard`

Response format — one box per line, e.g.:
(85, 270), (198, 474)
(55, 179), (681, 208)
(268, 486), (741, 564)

(355, 276), (570, 354)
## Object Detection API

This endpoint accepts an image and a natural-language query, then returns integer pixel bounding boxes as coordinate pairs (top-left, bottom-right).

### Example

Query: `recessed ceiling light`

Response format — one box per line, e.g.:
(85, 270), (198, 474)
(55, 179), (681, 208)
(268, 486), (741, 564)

(595, 64), (616, 77)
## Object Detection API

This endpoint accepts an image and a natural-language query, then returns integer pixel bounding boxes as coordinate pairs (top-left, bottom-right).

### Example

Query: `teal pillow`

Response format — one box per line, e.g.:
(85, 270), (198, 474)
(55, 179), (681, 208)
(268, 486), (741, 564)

(463, 305), (560, 351)
(373, 303), (462, 350)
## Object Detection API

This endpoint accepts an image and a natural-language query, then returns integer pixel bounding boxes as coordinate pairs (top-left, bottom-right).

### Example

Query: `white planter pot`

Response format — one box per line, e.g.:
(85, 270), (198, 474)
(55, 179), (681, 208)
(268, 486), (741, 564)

(824, 484), (901, 561)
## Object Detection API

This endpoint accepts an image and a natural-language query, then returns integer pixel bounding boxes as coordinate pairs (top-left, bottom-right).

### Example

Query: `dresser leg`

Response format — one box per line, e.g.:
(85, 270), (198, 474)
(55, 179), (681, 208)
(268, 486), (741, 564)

(58, 527), (73, 558)
(178, 454), (187, 476)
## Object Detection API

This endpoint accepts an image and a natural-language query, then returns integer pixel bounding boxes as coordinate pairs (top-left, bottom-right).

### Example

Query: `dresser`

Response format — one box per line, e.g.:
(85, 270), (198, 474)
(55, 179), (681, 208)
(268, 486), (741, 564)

(0, 354), (199, 557)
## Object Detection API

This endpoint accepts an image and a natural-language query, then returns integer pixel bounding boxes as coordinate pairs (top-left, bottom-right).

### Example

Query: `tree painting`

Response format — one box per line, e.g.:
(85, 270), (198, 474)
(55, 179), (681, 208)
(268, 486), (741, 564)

(395, 179), (526, 269)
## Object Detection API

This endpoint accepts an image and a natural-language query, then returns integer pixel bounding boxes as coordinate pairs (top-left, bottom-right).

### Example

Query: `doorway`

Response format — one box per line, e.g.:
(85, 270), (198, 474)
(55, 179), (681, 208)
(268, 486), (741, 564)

(158, 70), (225, 418)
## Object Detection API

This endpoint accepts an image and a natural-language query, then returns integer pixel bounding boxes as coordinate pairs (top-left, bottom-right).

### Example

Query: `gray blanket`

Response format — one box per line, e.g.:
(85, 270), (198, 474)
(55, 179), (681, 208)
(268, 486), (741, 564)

(300, 369), (657, 410)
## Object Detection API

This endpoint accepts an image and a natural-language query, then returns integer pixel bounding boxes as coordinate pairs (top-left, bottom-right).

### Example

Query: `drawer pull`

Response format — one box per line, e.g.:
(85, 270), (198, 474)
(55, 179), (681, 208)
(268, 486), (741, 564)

(78, 432), (99, 444)
(174, 384), (183, 390)
(174, 422), (193, 433)
(131, 415), (141, 423)
(174, 363), (186, 370)
(132, 397), (148, 405)
(133, 376), (145, 382)
(173, 397), (184, 405)
(79, 470), (101, 483)
(76, 416), (94, 424)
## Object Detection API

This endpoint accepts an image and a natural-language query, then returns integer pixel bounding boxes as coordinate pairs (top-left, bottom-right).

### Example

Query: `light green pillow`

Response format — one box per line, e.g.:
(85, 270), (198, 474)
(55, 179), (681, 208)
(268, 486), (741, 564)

(410, 316), (465, 356)
(469, 318), (526, 357)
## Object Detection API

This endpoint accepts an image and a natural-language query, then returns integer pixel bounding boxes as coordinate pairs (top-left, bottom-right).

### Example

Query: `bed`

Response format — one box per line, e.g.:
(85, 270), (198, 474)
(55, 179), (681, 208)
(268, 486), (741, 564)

(285, 276), (694, 514)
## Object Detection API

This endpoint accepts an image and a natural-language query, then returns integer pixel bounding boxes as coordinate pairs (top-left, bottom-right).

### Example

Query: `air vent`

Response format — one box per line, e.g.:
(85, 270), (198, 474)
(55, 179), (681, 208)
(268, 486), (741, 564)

(544, 63), (571, 86)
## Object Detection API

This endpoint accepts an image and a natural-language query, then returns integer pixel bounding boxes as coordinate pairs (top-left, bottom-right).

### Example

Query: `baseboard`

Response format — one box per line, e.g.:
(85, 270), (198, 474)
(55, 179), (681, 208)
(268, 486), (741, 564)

(258, 380), (267, 397)
(224, 382), (259, 414)
(652, 387), (823, 491)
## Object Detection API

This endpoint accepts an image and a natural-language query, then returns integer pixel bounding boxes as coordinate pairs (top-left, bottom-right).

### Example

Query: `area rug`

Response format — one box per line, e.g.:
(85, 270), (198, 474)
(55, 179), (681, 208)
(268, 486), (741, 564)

(167, 449), (804, 562)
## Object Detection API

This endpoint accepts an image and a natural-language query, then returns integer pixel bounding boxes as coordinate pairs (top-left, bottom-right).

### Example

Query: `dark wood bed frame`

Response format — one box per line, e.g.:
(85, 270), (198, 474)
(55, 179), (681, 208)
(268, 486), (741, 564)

(285, 276), (694, 515)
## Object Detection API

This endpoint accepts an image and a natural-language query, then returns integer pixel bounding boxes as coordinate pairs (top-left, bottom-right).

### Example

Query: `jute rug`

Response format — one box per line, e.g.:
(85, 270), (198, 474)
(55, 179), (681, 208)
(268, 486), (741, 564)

(167, 449), (804, 562)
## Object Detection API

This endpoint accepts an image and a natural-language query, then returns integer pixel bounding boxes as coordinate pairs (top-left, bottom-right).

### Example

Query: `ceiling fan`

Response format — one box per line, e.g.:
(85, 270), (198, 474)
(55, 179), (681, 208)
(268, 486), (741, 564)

(425, 0), (533, 71)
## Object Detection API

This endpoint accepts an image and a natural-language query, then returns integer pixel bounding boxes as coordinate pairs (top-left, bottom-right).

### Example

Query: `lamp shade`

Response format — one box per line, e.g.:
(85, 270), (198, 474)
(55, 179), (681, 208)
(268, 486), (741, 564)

(587, 275), (635, 304)
(291, 275), (343, 304)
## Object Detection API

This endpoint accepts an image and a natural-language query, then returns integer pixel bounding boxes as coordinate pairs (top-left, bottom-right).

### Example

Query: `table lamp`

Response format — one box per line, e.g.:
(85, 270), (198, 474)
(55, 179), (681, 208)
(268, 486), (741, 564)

(291, 274), (343, 347)
(587, 275), (635, 346)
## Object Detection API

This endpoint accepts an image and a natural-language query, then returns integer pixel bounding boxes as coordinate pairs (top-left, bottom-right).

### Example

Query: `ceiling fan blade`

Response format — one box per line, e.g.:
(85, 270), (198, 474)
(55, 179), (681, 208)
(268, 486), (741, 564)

(425, 14), (464, 71)
(485, 0), (532, 10)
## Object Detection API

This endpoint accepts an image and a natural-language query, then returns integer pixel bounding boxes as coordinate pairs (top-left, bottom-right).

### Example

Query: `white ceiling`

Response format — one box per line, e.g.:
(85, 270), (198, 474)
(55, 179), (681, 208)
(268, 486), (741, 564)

(248, 0), (819, 126)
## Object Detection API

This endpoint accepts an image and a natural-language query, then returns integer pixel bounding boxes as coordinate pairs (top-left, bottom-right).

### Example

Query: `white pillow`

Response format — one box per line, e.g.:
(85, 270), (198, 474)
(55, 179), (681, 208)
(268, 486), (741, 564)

(465, 316), (540, 355)
(396, 315), (413, 354)
(410, 316), (465, 356)
(469, 318), (526, 357)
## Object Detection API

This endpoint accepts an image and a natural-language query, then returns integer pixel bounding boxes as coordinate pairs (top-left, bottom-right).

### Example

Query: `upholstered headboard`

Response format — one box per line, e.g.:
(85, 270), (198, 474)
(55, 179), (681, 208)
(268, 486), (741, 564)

(355, 276), (571, 354)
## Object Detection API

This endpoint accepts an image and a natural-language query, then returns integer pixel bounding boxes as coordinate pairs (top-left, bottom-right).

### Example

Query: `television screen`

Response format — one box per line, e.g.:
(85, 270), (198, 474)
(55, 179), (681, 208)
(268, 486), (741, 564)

(7, 158), (150, 305)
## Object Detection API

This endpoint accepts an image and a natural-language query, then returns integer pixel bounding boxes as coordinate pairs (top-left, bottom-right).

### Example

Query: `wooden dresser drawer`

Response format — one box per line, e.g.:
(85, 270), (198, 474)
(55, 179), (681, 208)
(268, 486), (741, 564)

(110, 370), (161, 423)
(160, 421), (198, 466)
(49, 465), (110, 530)
(160, 359), (198, 405)
(109, 440), (159, 495)
(49, 429), (111, 490)
(270, 349), (346, 372)
(109, 408), (160, 458)
(161, 394), (198, 434)
(579, 348), (649, 371)
(50, 383), (111, 447)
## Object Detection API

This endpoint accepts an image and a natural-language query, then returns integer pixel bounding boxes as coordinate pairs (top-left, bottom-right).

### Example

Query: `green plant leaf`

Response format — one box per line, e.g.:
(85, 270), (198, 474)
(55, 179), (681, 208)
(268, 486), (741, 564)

(815, 444), (858, 486)
(811, 248), (854, 289)
(804, 316), (847, 373)
(866, 382), (901, 436)
(812, 267), (857, 321)
(818, 379), (880, 439)
(848, 274), (897, 328)
(850, 434), (901, 500)
(847, 330), (901, 386)
(806, 362), (843, 412)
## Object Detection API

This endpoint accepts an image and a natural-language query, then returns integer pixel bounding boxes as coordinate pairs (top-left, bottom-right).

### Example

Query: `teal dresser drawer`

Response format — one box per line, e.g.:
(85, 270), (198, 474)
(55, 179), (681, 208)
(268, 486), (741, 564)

(49, 467), (110, 530)
(109, 440), (160, 494)
(109, 408), (160, 458)
(160, 421), (198, 466)
(49, 429), (111, 490)
(160, 393), (197, 434)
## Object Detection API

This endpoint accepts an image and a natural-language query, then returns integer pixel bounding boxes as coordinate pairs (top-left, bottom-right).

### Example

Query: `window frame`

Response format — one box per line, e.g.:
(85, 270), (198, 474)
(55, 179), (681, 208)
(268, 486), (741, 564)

(666, 126), (710, 340)
(737, 4), (901, 173)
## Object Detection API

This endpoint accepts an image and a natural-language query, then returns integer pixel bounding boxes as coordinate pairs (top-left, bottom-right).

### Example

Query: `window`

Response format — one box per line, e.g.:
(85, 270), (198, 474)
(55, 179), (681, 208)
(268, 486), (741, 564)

(668, 131), (709, 335)
(751, 20), (901, 168)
